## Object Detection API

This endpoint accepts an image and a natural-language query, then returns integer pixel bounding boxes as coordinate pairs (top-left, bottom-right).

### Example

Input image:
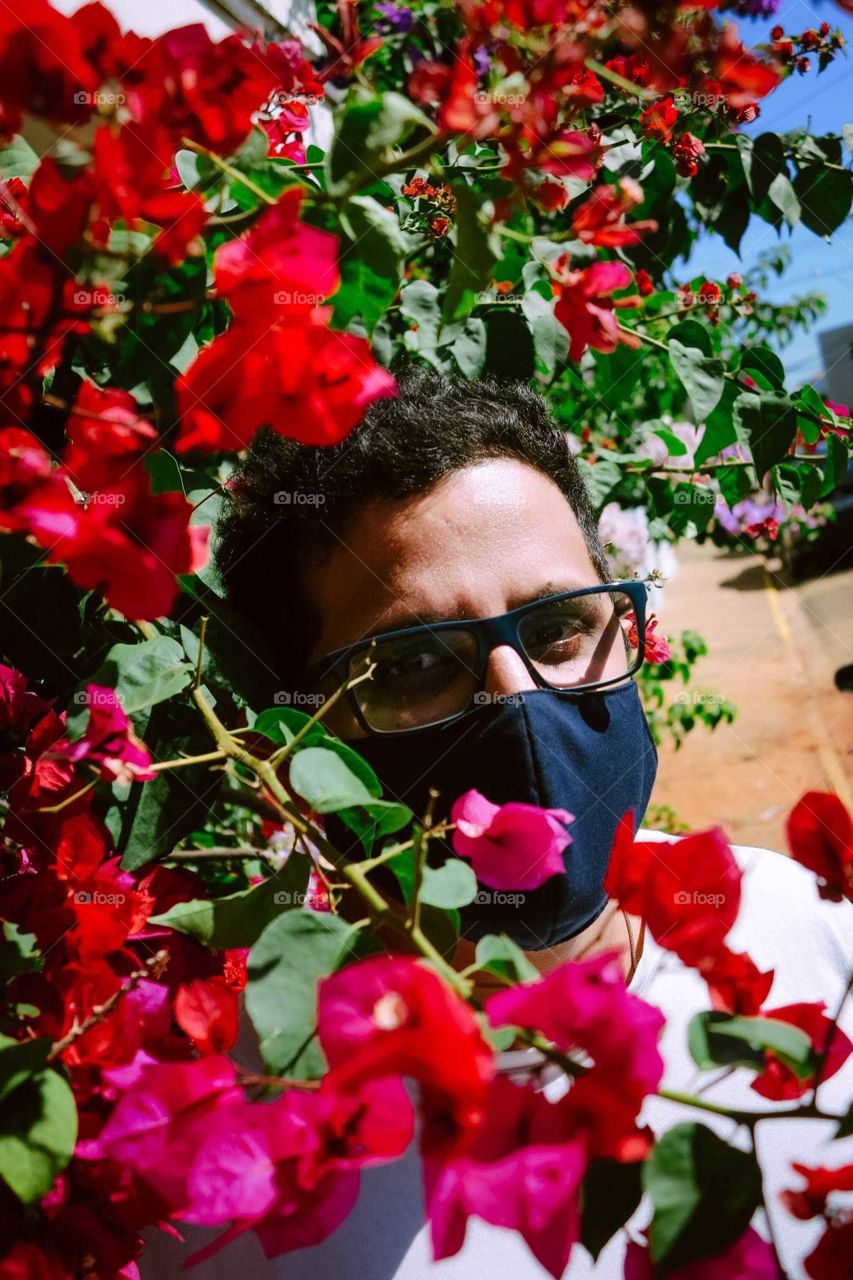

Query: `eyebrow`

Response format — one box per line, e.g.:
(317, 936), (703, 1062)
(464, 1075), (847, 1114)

(364, 579), (597, 638)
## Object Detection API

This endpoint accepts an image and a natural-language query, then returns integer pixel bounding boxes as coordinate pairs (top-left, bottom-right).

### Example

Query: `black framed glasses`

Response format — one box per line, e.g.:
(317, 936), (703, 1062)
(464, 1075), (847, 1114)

(299, 580), (649, 737)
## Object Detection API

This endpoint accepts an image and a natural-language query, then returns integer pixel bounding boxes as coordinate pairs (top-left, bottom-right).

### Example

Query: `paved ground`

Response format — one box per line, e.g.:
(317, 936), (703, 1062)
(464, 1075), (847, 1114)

(650, 539), (853, 853)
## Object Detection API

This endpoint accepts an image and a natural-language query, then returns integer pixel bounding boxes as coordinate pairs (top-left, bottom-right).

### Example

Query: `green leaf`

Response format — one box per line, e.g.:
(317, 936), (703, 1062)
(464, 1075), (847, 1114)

(643, 1123), (763, 1271)
(793, 166), (853, 237)
(739, 345), (785, 392)
(474, 935), (539, 984)
(290, 746), (378, 813)
(335, 195), (406, 334)
(581, 1158), (644, 1261)
(669, 482), (716, 537)
(767, 172), (800, 228)
(246, 913), (358, 1078)
(442, 178), (501, 323)
(0, 1068), (78, 1204)
(668, 340), (725, 421)
(149, 858), (310, 948)
(0, 922), (40, 982)
(688, 1011), (814, 1075)
(449, 316), (488, 378)
(733, 392), (798, 479)
(522, 290), (565, 378)
(820, 434), (849, 499)
(420, 859), (478, 909)
(0, 135), (39, 180)
(326, 90), (432, 196)
(667, 320), (712, 358)
(70, 637), (192, 732)
(0, 1037), (50, 1105)
(694, 380), (739, 466)
(741, 132), (787, 206)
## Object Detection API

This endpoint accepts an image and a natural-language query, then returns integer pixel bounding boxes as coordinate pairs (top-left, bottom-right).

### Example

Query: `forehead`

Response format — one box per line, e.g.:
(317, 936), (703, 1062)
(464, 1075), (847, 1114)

(306, 457), (600, 660)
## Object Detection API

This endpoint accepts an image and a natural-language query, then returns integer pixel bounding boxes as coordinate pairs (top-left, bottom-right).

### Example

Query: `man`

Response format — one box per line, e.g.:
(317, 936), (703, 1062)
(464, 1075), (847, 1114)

(146, 363), (852, 1278)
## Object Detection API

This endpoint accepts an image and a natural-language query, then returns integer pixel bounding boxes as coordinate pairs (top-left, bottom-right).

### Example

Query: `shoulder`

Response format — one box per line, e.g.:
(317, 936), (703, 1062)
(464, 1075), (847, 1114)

(636, 827), (853, 998)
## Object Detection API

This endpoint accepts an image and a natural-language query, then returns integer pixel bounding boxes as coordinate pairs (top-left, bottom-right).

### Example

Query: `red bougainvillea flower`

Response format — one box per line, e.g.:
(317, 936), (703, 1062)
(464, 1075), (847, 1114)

(536, 129), (601, 181)
(487, 950), (665, 1104)
(751, 1001), (852, 1100)
(451, 789), (572, 891)
(0, 662), (51, 747)
(426, 1076), (587, 1280)
(697, 945), (774, 1016)
(625, 1226), (779, 1279)
(130, 24), (280, 155)
(786, 790), (853, 903)
(636, 268), (655, 297)
(640, 96), (679, 142)
(175, 307), (398, 453)
(63, 382), (159, 493)
(174, 976), (241, 1056)
(715, 25), (781, 108)
(92, 123), (207, 263)
(64, 856), (148, 960)
(783, 1162), (853, 1280)
(44, 470), (208, 620)
(437, 42), (501, 138)
(16, 158), (95, 259)
(606, 817), (742, 967)
(624, 611), (671, 664)
(571, 178), (658, 248)
(0, 428), (79, 546)
(673, 132), (706, 178)
(213, 186), (339, 316)
(0, 0), (98, 135)
(46, 685), (155, 785)
(318, 955), (494, 1157)
(554, 260), (641, 364)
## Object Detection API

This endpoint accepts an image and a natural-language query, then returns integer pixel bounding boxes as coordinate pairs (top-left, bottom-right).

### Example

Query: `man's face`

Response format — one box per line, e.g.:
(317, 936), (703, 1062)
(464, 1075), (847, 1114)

(305, 458), (604, 738)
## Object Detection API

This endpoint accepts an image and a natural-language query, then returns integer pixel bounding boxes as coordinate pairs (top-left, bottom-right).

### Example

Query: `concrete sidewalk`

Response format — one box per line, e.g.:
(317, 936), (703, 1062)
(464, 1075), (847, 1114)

(650, 541), (853, 853)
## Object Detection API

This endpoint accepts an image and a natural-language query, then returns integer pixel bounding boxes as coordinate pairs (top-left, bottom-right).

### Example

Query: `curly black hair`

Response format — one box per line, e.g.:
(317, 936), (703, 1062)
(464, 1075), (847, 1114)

(215, 362), (609, 681)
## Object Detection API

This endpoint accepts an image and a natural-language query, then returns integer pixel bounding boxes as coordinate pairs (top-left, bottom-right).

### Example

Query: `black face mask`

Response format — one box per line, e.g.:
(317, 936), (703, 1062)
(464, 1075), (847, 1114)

(331, 682), (658, 951)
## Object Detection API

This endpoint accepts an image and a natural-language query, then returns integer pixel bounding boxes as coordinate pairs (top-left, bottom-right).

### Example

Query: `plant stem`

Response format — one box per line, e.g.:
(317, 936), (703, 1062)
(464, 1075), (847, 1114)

(48, 950), (169, 1061)
(180, 138), (278, 207)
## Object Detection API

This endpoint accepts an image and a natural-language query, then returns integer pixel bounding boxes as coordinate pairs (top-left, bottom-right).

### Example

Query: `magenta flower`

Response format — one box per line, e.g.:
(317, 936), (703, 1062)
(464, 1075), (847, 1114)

(451, 789), (572, 890)
(426, 1076), (587, 1279)
(486, 950), (665, 1102)
(47, 685), (155, 784)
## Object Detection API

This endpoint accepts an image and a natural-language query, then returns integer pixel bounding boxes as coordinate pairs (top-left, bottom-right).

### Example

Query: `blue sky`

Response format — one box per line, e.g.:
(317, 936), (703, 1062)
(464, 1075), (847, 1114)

(682, 2), (853, 384)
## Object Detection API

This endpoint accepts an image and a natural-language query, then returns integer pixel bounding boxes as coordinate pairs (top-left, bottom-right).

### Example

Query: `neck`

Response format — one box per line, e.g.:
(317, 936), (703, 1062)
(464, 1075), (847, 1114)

(452, 900), (643, 1003)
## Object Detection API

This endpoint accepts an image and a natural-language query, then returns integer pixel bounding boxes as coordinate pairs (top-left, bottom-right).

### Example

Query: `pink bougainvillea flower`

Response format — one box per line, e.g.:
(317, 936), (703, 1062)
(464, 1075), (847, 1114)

(786, 790), (853, 904)
(605, 815), (742, 967)
(78, 1054), (244, 1209)
(554, 260), (640, 363)
(63, 381), (159, 494)
(451, 789), (572, 891)
(751, 1001), (852, 1101)
(182, 1078), (413, 1262)
(175, 308), (398, 454)
(44, 470), (209, 620)
(486, 950), (665, 1104)
(425, 1076), (587, 1280)
(46, 685), (155, 784)
(0, 662), (51, 745)
(625, 1226), (779, 1279)
(571, 178), (657, 248)
(537, 129), (601, 181)
(213, 186), (339, 316)
(318, 955), (494, 1157)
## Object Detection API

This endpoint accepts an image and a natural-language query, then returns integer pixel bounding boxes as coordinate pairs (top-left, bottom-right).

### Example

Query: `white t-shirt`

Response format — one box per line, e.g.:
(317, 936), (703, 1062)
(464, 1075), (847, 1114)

(140, 838), (853, 1280)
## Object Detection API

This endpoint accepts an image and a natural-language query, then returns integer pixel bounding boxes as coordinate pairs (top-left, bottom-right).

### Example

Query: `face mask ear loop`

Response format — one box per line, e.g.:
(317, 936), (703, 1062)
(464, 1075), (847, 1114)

(516, 697), (564, 948)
